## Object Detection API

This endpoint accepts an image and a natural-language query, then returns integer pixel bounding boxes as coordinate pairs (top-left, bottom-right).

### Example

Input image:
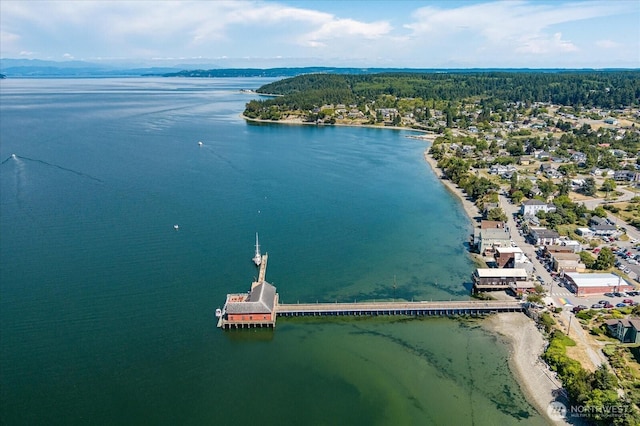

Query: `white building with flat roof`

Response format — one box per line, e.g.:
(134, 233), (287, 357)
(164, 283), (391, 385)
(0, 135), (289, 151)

(564, 272), (635, 296)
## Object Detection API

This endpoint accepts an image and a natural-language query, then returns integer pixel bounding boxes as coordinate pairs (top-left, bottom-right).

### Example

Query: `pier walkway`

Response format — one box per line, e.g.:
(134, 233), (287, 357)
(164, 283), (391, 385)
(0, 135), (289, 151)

(217, 252), (524, 329)
(276, 300), (523, 318)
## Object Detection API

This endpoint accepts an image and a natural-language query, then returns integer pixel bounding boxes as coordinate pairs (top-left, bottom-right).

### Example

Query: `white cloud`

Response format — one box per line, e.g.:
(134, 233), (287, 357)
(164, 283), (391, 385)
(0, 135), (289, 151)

(62, 53), (74, 60)
(596, 39), (619, 49)
(0, 1), (636, 67)
(0, 30), (21, 54)
(405, 1), (626, 55)
(0, 1), (390, 56)
(516, 32), (578, 54)
(303, 19), (392, 48)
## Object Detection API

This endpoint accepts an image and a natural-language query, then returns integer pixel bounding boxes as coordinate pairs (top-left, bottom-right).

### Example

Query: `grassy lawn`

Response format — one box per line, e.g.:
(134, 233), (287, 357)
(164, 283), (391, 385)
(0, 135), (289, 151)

(555, 224), (588, 242)
(608, 202), (640, 223)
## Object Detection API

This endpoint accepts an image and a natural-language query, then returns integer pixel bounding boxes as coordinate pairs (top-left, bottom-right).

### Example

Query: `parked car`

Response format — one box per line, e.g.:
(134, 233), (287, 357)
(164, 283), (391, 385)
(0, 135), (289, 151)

(616, 303), (627, 308)
(604, 293), (615, 297)
(573, 305), (588, 313)
(603, 302), (614, 308)
(623, 299), (634, 304)
(598, 300), (609, 305)
(592, 303), (604, 309)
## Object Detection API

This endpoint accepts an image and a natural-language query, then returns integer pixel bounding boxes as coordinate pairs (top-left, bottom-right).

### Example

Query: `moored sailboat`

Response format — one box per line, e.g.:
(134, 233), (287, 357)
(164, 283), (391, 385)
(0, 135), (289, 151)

(252, 233), (262, 266)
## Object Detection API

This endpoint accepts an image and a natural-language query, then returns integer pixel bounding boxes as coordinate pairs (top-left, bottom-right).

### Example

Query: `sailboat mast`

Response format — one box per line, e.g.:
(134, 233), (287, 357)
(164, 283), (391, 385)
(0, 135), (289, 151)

(253, 233), (262, 266)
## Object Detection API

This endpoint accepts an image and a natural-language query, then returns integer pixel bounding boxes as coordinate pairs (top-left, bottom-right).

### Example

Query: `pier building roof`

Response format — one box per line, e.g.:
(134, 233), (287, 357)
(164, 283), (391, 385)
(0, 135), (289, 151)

(226, 282), (277, 314)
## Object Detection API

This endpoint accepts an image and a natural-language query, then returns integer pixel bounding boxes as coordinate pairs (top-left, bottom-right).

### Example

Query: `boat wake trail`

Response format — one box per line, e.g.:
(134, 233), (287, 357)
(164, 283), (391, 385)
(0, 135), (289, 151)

(8, 155), (104, 183)
(0, 155), (16, 165)
(200, 145), (244, 174)
(1, 154), (26, 209)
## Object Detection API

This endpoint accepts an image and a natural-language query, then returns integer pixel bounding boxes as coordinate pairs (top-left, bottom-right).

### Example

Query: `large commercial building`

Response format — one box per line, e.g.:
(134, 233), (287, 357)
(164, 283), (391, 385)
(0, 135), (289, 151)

(564, 272), (635, 296)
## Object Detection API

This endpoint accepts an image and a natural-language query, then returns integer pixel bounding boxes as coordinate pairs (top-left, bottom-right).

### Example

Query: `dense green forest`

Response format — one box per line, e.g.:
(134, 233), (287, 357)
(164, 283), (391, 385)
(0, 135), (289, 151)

(244, 71), (640, 118)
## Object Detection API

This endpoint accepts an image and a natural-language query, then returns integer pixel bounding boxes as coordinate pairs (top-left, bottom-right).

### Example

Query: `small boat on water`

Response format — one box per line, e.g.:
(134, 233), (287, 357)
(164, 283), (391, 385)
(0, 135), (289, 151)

(215, 308), (222, 318)
(252, 232), (262, 266)
(174, 224), (179, 230)
(198, 141), (203, 146)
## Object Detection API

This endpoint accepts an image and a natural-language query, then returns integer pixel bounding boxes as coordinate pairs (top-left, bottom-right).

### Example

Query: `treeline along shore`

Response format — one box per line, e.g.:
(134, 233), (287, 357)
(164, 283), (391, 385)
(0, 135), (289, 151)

(243, 71), (640, 124)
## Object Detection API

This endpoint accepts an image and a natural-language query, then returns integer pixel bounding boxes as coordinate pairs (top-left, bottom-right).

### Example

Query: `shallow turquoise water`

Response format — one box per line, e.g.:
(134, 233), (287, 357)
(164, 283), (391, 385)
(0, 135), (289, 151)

(0, 77), (546, 425)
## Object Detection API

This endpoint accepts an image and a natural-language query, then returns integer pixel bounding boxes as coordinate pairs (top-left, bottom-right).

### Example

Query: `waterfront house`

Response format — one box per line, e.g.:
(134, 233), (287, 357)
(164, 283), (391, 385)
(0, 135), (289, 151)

(493, 247), (533, 274)
(605, 318), (640, 344)
(474, 227), (511, 255)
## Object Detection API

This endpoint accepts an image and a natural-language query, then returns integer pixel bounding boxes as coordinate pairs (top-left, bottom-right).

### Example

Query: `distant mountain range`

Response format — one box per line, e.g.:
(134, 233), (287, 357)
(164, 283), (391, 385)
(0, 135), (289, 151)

(0, 59), (186, 77)
(0, 58), (636, 78)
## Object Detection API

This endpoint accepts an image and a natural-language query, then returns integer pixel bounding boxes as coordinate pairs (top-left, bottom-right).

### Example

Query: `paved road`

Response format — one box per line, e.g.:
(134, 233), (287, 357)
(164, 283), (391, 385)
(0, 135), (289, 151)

(580, 186), (636, 210)
(498, 192), (564, 295)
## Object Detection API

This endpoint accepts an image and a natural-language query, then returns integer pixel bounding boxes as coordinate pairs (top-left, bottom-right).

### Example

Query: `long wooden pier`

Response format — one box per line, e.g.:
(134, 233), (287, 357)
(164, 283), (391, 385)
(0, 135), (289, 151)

(217, 252), (525, 330)
(276, 300), (523, 318)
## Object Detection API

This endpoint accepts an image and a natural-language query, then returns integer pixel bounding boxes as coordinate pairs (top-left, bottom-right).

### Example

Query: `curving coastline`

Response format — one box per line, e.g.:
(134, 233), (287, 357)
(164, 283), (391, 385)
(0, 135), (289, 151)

(241, 113), (418, 132)
(243, 112), (564, 424)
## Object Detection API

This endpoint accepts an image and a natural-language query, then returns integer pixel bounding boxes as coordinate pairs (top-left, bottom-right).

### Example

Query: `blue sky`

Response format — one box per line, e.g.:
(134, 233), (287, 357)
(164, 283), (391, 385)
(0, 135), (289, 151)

(1, 0), (639, 68)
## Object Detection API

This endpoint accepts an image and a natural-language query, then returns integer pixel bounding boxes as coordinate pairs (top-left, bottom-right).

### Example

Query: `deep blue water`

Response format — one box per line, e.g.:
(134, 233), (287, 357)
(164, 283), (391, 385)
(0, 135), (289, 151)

(0, 78), (545, 425)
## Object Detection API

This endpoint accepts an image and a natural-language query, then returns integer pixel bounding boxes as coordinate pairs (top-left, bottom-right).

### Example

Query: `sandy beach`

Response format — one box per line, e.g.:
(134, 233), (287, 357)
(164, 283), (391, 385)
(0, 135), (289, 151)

(422, 149), (482, 226)
(486, 313), (570, 425)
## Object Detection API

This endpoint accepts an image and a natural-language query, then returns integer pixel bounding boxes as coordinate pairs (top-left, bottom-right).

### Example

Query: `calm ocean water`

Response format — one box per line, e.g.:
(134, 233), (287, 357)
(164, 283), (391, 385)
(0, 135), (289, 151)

(0, 78), (546, 425)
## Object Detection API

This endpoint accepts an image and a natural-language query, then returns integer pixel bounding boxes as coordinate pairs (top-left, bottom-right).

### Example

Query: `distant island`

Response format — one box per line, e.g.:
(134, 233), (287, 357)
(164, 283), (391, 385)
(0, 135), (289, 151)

(0, 58), (637, 79)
